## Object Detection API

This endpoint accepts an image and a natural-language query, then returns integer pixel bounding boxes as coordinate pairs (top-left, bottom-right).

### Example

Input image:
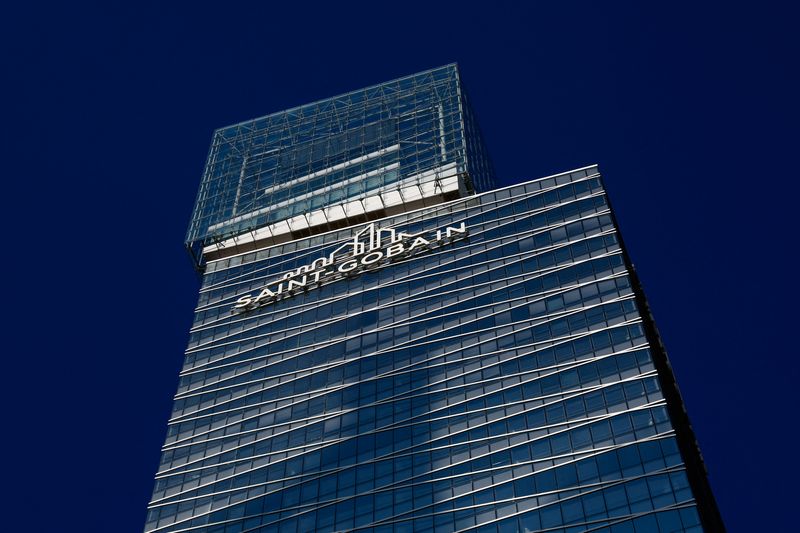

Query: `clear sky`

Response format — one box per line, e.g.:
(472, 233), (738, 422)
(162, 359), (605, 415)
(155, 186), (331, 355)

(5, 1), (798, 531)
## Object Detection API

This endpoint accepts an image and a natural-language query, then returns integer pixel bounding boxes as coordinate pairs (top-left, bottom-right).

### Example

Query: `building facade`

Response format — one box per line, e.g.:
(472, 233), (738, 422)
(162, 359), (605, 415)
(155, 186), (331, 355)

(145, 66), (723, 533)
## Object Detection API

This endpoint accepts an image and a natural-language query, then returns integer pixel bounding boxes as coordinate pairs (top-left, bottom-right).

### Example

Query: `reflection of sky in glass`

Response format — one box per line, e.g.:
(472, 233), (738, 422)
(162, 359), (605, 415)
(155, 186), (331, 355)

(147, 166), (711, 533)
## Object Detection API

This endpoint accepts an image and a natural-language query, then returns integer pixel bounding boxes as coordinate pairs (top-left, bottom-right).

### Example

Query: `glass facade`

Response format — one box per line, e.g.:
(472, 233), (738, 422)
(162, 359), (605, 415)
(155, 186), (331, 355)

(146, 68), (723, 533)
(186, 64), (495, 267)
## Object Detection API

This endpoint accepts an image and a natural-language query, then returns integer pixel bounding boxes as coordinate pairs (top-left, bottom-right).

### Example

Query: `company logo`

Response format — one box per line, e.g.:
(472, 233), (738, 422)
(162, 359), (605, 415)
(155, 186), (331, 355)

(232, 221), (468, 312)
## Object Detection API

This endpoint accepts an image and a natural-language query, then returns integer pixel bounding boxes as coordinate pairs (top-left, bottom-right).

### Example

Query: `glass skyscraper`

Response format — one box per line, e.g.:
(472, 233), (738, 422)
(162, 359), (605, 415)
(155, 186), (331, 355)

(146, 65), (724, 533)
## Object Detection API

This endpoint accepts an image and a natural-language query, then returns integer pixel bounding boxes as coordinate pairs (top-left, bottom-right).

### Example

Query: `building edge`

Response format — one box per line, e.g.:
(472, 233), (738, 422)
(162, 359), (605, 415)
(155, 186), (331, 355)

(598, 169), (726, 532)
(154, 163), (725, 531)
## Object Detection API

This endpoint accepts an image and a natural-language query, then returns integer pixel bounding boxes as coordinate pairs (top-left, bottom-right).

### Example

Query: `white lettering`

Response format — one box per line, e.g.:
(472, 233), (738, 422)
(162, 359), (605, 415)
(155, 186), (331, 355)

(361, 251), (384, 265)
(233, 295), (253, 309)
(409, 236), (430, 250)
(257, 287), (276, 300)
(385, 243), (405, 258)
(233, 222), (468, 312)
(446, 223), (467, 238)
(338, 260), (358, 273)
(287, 276), (308, 291)
(309, 257), (332, 270)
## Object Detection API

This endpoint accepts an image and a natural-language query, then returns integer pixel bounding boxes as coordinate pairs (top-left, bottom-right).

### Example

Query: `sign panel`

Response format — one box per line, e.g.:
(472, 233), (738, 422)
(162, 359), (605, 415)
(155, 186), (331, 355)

(233, 221), (467, 312)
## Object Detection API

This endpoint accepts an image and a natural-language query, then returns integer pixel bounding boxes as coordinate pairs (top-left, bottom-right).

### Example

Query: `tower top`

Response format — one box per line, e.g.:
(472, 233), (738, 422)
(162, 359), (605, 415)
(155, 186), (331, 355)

(185, 64), (495, 268)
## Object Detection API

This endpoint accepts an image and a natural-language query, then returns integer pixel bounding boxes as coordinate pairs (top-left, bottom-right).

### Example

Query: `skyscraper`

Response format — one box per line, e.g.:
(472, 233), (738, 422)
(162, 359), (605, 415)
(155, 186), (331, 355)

(145, 65), (724, 532)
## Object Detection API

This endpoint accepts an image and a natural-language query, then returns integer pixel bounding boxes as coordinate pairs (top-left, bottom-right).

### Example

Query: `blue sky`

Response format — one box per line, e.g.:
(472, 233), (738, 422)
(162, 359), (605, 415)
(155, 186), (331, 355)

(4, 2), (798, 531)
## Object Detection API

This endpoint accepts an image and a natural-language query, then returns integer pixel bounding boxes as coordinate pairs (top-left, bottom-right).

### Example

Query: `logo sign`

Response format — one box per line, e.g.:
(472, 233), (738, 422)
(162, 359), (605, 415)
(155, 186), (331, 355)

(232, 221), (468, 313)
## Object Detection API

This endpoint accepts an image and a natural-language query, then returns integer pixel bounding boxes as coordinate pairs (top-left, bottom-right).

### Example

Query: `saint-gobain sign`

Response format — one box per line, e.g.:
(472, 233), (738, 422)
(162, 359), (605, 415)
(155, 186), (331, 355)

(232, 221), (468, 313)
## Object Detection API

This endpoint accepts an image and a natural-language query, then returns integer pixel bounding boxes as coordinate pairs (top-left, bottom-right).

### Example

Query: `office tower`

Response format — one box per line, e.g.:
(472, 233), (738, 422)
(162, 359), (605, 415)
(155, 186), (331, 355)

(145, 65), (723, 532)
